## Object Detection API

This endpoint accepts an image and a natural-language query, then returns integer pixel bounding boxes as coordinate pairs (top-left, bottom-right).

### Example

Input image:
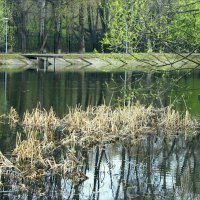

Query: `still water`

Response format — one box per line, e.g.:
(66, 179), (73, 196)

(1, 69), (200, 199)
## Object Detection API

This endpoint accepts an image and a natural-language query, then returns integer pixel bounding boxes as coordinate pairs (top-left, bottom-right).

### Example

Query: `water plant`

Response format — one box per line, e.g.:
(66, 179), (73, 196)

(7, 103), (197, 148)
(22, 107), (60, 133)
(7, 107), (19, 127)
(62, 103), (196, 148)
(0, 102), (197, 197)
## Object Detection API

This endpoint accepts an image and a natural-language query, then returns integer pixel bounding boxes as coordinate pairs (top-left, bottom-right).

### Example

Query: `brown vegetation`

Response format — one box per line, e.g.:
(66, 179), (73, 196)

(0, 103), (197, 190)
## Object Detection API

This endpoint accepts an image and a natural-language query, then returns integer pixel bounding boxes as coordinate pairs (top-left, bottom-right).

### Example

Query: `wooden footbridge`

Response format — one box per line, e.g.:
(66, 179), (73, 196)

(22, 54), (63, 71)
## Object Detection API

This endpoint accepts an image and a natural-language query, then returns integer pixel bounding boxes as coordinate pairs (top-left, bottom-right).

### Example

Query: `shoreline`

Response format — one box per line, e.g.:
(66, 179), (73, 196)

(0, 53), (199, 71)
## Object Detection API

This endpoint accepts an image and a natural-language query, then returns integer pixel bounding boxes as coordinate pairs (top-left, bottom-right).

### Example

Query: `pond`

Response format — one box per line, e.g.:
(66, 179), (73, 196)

(0, 68), (200, 199)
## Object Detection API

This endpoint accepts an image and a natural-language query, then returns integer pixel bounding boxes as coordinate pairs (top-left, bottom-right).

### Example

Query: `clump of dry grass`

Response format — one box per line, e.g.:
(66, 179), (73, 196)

(22, 107), (60, 132)
(8, 103), (195, 145)
(0, 107), (19, 126)
(4, 103), (197, 185)
(13, 132), (43, 166)
(158, 107), (196, 135)
(12, 131), (47, 178)
(64, 105), (114, 146)
(62, 103), (196, 146)
(12, 129), (82, 181)
(6, 106), (83, 180)
(113, 103), (153, 138)
(22, 107), (61, 142)
(3, 106), (60, 132)
(7, 107), (19, 127)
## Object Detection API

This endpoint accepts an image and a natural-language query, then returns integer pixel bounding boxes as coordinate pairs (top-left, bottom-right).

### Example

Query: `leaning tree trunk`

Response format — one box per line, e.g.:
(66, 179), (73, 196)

(79, 4), (85, 53)
(38, 0), (46, 52)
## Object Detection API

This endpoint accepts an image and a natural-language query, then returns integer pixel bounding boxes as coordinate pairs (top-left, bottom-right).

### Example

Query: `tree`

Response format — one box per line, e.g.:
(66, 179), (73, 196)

(79, 2), (85, 53)
(101, 0), (200, 53)
(37, 0), (46, 52)
(2, 0), (199, 53)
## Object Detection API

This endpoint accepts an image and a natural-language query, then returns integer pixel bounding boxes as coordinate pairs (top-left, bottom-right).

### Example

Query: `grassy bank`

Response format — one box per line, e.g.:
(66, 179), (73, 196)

(0, 52), (199, 61)
(0, 53), (199, 72)
(0, 53), (24, 59)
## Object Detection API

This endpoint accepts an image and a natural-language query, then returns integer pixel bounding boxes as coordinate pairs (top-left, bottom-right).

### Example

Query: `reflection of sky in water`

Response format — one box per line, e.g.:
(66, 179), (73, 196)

(83, 154), (122, 199)
(54, 139), (200, 199)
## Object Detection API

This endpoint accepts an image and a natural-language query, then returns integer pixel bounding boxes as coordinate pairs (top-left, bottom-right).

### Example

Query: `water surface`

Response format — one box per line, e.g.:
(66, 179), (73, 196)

(1, 68), (200, 199)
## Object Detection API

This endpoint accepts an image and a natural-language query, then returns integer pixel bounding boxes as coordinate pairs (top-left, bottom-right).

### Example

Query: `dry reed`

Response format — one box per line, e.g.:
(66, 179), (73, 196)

(22, 107), (59, 131)
(62, 103), (195, 146)
(4, 103), (197, 184)
(12, 130), (81, 180)
(158, 107), (196, 135)
(13, 132), (43, 166)
(22, 107), (61, 142)
(7, 107), (19, 127)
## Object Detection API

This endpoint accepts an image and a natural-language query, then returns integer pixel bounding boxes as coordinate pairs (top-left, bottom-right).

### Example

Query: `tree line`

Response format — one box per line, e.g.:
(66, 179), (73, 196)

(0, 0), (106, 53)
(0, 0), (199, 53)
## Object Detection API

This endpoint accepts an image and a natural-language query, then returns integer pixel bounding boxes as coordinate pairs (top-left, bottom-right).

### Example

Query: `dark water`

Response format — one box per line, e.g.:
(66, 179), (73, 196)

(1, 69), (200, 116)
(1, 69), (200, 199)
(0, 71), (121, 116)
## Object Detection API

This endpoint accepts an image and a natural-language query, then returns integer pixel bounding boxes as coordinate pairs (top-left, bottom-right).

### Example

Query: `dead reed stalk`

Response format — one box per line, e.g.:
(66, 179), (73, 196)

(7, 107), (19, 127)
(62, 103), (196, 146)
(12, 130), (81, 180)
(158, 106), (196, 135)
(4, 103), (197, 183)
(22, 107), (60, 142)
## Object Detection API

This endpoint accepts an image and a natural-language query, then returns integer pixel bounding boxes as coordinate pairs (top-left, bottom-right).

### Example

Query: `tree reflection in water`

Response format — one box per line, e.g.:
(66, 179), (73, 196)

(1, 135), (200, 199)
(1, 70), (200, 199)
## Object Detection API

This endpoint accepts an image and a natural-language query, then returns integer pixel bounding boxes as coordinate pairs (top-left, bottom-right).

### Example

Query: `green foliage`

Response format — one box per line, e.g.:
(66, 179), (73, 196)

(0, 0), (199, 53)
(102, 0), (200, 53)
(105, 70), (191, 109)
(168, 0), (200, 51)
(0, 0), (7, 40)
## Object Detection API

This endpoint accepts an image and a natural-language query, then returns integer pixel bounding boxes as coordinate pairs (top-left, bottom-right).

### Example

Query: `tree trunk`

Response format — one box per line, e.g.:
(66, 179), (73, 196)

(54, 17), (61, 53)
(66, 18), (70, 53)
(54, 16), (61, 53)
(98, 0), (108, 35)
(79, 4), (85, 53)
(20, 31), (27, 52)
(20, 12), (27, 52)
(87, 5), (97, 51)
(38, 0), (46, 52)
(52, 1), (61, 53)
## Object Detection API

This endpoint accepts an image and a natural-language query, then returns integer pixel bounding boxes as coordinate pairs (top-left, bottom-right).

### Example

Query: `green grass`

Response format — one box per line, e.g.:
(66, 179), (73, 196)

(0, 53), (24, 59)
(0, 53), (199, 73)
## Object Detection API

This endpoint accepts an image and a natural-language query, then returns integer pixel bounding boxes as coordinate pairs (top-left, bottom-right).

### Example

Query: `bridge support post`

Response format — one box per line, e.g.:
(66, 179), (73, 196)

(54, 57), (56, 72)
(44, 57), (48, 71)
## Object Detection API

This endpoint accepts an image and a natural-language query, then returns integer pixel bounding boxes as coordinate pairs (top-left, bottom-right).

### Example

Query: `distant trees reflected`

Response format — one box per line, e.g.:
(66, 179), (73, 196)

(2, 135), (200, 199)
